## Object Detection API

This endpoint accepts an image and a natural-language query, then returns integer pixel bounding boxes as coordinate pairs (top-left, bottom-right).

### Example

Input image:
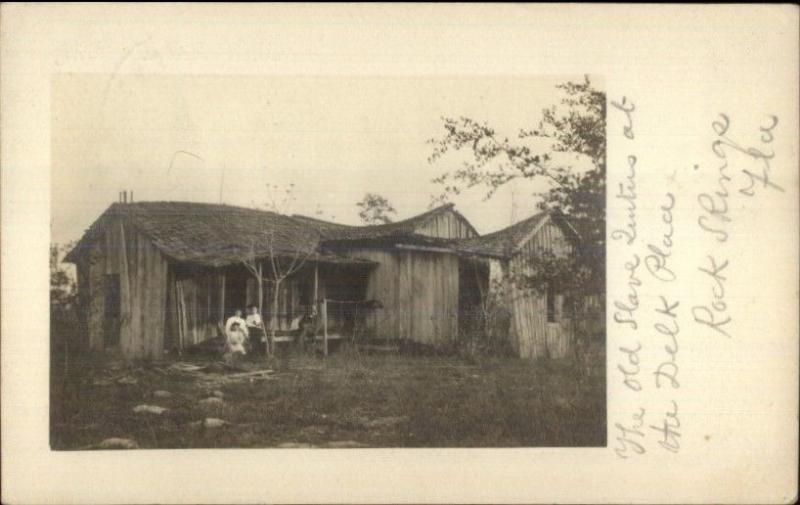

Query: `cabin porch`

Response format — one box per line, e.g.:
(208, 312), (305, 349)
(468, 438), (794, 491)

(164, 256), (377, 356)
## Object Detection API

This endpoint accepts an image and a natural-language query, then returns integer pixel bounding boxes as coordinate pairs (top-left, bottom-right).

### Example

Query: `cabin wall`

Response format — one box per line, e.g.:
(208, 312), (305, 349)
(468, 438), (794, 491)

(507, 221), (576, 359)
(87, 236), (106, 352)
(114, 220), (169, 358)
(341, 247), (459, 346)
(414, 211), (478, 239)
(83, 218), (169, 358)
(172, 271), (224, 349)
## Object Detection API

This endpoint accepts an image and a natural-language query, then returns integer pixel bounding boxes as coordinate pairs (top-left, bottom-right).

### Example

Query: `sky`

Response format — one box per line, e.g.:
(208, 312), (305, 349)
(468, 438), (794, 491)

(51, 74), (595, 245)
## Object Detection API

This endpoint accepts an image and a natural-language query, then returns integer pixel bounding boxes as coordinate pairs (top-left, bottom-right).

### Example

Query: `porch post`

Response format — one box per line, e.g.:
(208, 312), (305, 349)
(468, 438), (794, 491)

(322, 297), (328, 357)
(313, 261), (319, 308)
(219, 273), (226, 325)
(257, 262), (264, 315)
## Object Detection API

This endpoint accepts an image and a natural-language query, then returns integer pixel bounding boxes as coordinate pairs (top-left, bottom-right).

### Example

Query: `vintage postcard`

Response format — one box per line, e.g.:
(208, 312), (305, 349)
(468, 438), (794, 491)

(1, 4), (798, 504)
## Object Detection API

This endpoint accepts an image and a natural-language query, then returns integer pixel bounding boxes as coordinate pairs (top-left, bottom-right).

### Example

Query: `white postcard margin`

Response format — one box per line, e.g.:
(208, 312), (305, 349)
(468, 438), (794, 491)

(1, 4), (798, 504)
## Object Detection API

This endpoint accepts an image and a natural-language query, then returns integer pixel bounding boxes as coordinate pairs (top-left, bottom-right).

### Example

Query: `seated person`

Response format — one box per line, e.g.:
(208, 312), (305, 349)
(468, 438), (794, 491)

(225, 322), (247, 358)
(225, 309), (248, 338)
(245, 304), (266, 353)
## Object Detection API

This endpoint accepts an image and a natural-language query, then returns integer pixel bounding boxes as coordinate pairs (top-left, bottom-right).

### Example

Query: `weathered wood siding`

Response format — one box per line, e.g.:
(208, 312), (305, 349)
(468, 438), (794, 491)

(174, 272), (223, 349)
(508, 220), (575, 359)
(84, 218), (170, 358)
(87, 236), (106, 351)
(342, 247), (459, 345)
(414, 210), (478, 239)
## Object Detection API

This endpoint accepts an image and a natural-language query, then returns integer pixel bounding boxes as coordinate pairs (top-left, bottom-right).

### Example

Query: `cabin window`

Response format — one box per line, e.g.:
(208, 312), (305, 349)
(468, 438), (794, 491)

(546, 284), (557, 323)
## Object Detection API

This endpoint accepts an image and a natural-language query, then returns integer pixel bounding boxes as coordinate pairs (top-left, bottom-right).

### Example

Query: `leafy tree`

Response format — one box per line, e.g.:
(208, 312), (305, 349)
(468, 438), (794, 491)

(50, 242), (78, 313)
(428, 76), (605, 295)
(50, 241), (82, 425)
(356, 193), (396, 225)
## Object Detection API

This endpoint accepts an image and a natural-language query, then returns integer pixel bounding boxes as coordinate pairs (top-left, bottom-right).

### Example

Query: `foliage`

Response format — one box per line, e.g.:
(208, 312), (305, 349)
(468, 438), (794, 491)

(428, 76), (606, 294)
(511, 251), (592, 297)
(50, 241), (85, 426)
(50, 242), (81, 352)
(459, 268), (513, 358)
(51, 242), (78, 313)
(427, 193), (450, 210)
(356, 193), (396, 225)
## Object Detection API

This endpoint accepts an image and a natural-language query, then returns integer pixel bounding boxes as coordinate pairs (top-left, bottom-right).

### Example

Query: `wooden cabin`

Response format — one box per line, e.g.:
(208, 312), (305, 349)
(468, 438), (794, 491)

(455, 210), (601, 359)
(294, 203), (480, 346)
(64, 201), (482, 358)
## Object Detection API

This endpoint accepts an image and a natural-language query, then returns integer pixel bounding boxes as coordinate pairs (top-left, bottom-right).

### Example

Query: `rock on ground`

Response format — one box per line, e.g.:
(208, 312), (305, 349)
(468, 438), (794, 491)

(277, 442), (317, 448)
(98, 438), (139, 449)
(362, 416), (407, 429)
(133, 404), (168, 415)
(153, 390), (172, 398)
(326, 440), (369, 448)
(203, 418), (229, 428)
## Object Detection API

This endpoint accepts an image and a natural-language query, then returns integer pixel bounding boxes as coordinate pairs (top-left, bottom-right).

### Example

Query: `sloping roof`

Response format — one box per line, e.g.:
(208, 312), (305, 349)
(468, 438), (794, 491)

(453, 210), (579, 259)
(292, 203), (477, 242)
(64, 201), (479, 267)
(64, 201), (330, 267)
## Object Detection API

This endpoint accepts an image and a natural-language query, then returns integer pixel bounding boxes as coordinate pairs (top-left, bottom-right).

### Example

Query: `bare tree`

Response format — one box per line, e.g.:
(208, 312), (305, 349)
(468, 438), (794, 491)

(242, 183), (312, 358)
(242, 231), (311, 358)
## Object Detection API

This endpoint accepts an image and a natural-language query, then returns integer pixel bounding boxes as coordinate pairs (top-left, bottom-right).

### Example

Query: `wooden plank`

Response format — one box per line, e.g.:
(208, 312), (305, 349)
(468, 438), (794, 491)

(219, 273), (226, 325)
(87, 236), (105, 351)
(152, 242), (167, 358)
(322, 298), (328, 356)
(117, 222), (131, 355)
(146, 240), (159, 358)
(177, 279), (188, 351)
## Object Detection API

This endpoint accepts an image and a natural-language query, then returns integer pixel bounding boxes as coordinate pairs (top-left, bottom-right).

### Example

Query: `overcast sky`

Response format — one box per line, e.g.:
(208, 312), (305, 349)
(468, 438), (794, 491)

(51, 74), (594, 245)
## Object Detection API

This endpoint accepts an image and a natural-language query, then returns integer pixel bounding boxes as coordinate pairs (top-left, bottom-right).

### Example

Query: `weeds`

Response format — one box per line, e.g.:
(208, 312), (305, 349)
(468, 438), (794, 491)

(51, 347), (605, 449)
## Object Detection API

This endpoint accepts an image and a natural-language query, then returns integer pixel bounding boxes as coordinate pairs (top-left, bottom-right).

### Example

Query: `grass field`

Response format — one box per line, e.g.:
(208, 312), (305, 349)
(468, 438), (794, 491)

(50, 344), (606, 449)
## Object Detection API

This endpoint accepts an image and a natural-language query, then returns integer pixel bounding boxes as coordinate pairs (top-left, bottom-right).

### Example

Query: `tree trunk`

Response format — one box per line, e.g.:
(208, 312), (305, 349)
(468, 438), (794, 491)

(257, 263), (264, 355)
(268, 279), (281, 357)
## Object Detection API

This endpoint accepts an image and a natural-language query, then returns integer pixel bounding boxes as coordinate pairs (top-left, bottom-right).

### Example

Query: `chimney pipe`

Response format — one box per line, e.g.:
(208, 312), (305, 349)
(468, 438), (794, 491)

(130, 191), (133, 203)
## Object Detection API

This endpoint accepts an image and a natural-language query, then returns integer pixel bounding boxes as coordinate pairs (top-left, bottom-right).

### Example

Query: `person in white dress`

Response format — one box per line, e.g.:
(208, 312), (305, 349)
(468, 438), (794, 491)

(225, 322), (247, 357)
(224, 309), (248, 359)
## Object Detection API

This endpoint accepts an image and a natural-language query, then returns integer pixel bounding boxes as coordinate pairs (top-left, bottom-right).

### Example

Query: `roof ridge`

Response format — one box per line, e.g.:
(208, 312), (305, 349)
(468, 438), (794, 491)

(290, 214), (354, 227)
(111, 200), (289, 217)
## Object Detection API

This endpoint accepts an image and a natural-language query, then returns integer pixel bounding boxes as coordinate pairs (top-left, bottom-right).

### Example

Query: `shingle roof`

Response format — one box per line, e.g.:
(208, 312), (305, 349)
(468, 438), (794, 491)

(64, 201), (576, 267)
(292, 203), (477, 242)
(453, 210), (578, 259)
(64, 201), (479, 267)
(64, 201), (329, 267)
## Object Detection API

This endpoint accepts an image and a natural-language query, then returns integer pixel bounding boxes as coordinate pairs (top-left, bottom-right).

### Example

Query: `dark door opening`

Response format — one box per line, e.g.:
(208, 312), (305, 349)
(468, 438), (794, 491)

(224, 271), (248, 318)
(103, 274), (121, 347)
(458, 258), (487, 336)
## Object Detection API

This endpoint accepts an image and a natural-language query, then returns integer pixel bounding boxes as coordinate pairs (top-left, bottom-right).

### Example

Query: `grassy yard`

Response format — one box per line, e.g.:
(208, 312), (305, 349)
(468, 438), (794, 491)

(50, 345), (606, 449)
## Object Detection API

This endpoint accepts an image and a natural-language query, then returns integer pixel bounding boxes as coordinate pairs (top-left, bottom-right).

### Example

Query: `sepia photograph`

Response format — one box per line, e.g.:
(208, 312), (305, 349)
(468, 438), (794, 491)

(3, 4), (798, 504)
(49, 74), (607, 449)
